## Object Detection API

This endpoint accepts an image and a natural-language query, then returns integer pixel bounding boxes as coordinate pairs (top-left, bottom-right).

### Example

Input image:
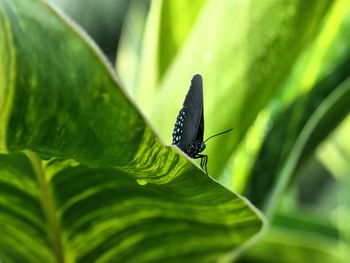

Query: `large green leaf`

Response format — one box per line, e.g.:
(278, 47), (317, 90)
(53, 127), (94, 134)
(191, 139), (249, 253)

(0, 0), (264, 261)
(0, 152), (264, 262)
(118, 0), (334, 177)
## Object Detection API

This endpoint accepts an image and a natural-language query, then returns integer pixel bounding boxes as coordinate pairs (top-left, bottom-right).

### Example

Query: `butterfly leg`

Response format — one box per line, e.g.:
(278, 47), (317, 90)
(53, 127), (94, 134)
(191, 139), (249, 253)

(195, 154), (208, 174)
(202, 155), (208, 175)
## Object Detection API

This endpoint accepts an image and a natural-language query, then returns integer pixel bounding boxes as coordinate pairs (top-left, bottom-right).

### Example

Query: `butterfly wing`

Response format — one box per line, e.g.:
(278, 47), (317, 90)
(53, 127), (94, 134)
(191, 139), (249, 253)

(172, 74), (204, 151)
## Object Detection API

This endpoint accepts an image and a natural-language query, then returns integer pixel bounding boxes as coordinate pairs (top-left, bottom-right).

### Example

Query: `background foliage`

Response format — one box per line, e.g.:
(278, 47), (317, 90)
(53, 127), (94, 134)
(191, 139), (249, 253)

(1, 0), (350, 262)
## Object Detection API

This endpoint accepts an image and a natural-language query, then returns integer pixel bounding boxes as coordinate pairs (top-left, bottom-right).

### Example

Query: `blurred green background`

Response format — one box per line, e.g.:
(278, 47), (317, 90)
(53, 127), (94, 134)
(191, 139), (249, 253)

(9, 0), (350, 261)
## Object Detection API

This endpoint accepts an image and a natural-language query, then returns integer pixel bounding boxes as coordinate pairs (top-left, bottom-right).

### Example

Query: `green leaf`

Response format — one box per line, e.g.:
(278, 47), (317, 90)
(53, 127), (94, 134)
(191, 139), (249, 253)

(0, 0), (147, 169)
(0, 153), (54, 262)
(318, 114), (350, 178)
(244, 59), (350, 214)
(157, 0), (205, 78)
(241, 211), (345, 262)
(270, 75), (350, 215)
(116, 0), (150, 98)
(317, 115), (350, 247)
(239, 226), (345, 263)
(231, 0), (350, 193)
(240, 0), (350, 213)
(0, 152), (265, 262)
(0, 0), (264, 261)
(116, 0), (205, 103)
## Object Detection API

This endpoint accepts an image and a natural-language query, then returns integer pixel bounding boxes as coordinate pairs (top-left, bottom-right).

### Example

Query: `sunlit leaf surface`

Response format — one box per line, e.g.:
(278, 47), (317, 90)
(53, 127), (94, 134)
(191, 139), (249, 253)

(0, 0), (264, 261)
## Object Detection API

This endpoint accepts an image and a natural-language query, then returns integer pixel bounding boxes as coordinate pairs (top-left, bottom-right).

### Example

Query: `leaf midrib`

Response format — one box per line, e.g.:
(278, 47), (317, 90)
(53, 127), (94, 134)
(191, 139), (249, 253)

(26, 150), (64, 263)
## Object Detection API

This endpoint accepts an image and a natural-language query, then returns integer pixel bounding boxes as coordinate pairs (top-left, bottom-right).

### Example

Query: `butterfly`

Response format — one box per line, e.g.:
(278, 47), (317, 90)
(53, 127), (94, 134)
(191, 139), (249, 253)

(172, 74), (232, 174)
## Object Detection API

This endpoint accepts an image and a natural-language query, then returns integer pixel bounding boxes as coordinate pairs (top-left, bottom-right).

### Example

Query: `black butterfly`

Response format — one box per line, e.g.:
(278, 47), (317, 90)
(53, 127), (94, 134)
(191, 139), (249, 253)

(172, 74), (232, 173)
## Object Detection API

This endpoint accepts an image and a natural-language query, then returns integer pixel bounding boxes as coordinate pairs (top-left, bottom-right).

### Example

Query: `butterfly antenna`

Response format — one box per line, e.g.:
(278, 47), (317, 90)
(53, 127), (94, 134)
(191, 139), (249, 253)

(204, 128), (233, 143)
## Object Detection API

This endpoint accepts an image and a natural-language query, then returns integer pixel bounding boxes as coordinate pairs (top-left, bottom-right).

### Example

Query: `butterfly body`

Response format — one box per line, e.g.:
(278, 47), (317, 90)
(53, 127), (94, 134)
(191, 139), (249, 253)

(172, 74), (208, 173)
(185, 140), (206, 157)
